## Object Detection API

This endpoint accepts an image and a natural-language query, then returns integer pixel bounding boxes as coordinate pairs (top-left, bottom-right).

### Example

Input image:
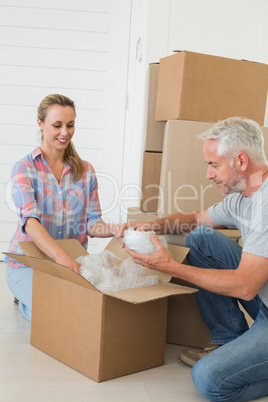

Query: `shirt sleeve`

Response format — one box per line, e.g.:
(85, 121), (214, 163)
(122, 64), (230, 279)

(84, 162), (103, 233)
(208, 194), (238, 228)
(11, 160), (42, 233)
(242, 190), (268, 258)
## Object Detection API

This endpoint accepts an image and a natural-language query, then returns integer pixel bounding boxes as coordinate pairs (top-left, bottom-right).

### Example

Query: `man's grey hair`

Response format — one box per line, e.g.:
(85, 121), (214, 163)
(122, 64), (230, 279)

(199, 117), (267, 165)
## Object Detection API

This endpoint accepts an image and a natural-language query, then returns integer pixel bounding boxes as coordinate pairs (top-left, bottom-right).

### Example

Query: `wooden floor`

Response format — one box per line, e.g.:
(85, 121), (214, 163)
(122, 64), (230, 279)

(1, 261), (267, 402)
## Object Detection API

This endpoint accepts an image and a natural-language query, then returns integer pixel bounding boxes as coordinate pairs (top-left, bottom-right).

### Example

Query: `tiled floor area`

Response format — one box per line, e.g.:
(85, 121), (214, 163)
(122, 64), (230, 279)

(1, 262), (268, 402)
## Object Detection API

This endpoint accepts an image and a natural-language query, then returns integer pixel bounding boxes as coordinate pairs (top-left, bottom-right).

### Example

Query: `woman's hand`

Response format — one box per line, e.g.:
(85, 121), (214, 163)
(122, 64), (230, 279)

(25, 218), (81, 273)
(110, 223), (123, 238)
(55, 254), (81, 274)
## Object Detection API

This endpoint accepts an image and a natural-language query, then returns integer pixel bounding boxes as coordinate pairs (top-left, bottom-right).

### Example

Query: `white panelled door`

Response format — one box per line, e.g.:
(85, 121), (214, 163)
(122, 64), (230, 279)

(0, 0), (132, 256)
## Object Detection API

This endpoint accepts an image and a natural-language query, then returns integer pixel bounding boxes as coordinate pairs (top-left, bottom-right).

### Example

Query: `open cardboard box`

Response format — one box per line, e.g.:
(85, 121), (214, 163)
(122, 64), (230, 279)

(5, 238), (196, 382)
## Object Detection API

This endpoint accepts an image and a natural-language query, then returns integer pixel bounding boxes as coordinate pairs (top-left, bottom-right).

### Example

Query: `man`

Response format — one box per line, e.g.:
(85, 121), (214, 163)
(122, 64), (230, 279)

(120, 117), (268, 401)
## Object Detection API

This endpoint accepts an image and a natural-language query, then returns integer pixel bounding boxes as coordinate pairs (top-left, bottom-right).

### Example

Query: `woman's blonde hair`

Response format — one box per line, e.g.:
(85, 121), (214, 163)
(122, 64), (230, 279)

(37, 94), (84, 182)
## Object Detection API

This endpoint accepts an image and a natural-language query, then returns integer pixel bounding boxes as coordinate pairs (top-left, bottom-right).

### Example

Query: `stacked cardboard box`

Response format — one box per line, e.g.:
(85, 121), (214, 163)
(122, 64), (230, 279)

(139, 50), (268, 347)
(155, 50), (268, 124)
(140, 63), (165, 212)
(140, 50), (268, 215)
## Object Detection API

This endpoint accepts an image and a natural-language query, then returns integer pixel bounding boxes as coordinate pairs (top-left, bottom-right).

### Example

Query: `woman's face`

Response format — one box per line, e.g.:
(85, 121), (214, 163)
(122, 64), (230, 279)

(38, 105), (75, 152)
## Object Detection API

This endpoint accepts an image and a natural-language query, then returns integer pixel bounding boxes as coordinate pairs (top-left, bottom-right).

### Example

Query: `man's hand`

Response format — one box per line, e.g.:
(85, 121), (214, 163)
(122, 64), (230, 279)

(125, 232), (173, 273)
(116, 221), (153, 247)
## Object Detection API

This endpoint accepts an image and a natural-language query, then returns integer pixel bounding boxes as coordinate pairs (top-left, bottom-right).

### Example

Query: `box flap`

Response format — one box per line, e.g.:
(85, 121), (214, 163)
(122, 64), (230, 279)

(104, 237), (128, 259)
(5, 238), (194, 302)
(140, 243), (189, 283)
(140, 266), (172, 283)
(104, 237), (177, 283)
(105, 282), (197, 304)
(19, 239), (88, 260)
(3, 252), (33, 269)
(4, 252), (98, 292)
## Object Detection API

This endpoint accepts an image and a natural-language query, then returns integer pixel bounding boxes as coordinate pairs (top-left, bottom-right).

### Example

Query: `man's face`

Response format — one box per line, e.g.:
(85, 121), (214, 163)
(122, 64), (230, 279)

(203, 139), (246, 195)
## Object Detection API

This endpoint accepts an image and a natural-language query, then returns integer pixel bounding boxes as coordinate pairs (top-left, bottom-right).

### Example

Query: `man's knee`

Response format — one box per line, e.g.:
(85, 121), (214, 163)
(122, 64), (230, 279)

(185, 226), (215, 249)
(192, 358), (219, 401)
(192, 357), (238, 402)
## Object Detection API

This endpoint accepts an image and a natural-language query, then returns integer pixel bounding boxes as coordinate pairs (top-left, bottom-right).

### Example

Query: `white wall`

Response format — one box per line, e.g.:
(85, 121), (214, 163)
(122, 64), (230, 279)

(0, 0), (131, 256)
(144, 0), (268, 63)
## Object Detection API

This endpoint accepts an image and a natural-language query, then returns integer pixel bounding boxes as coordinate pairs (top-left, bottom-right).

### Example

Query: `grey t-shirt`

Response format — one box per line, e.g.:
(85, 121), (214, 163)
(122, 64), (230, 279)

(208, 177), (268, 307)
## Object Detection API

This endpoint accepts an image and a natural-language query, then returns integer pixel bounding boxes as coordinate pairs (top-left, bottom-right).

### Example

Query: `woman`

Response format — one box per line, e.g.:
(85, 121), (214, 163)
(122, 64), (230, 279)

(5, 94), (120, 321)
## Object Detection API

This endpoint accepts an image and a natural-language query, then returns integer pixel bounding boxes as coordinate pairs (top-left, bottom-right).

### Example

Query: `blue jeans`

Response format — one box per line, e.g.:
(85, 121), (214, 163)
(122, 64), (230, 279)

(186, 227), (268, 401)
(6, 264), (32, 321)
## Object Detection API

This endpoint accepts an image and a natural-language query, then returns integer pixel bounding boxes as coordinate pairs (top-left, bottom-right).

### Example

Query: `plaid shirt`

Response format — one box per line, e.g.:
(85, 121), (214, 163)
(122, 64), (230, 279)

(5, 147), (102, 269)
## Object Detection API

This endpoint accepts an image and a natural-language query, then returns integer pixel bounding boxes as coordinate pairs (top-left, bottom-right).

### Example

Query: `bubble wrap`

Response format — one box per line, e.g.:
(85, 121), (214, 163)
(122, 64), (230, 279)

(77, 249), (158, 293)
(123, 227), (167, 254)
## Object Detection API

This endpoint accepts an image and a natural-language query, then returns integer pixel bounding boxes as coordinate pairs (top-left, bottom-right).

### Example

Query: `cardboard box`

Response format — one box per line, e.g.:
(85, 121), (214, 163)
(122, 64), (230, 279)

(158, 121), (268, 217)
(144, 63), (165, 152)
(127, 208), (242, 348)
(127, 208), (242, 244)
(140, 151), (162, 212)
(5, 238), (196, 382)
(158, 120), (225, 217)
(128, 206), (157, 224)
(127, 208), (241, 246)
(127, 208), (209, 347)
(166, 248), (211, 348)
(167, 278), (210, 348)
(155, 50), (268, 124)
(262, 126), (268, 150)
